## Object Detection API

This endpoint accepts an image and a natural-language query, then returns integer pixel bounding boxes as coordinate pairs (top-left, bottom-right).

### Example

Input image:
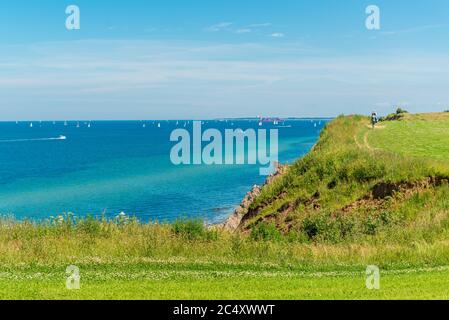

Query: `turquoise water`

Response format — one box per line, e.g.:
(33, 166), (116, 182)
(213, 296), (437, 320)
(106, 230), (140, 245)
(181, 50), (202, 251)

(0, 120), (327, 223)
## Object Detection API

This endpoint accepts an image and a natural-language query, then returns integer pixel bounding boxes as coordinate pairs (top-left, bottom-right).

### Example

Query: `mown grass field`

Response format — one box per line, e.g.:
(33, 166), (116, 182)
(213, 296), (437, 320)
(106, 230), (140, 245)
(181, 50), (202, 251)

(1, 112), (449, 300)
(2, 264), (449, 300)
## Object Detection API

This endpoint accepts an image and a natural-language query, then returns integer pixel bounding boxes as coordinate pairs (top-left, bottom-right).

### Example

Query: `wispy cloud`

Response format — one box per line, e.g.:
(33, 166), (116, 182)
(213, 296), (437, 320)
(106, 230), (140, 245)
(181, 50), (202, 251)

(205, 22), (233, 32)
(247, 23), (272, 28)
(1, 40), (449, 119)
(235, 28), (252, 34)
(206, 22), (275, 36)
(381, 24), (446, 36)
(270, 33), (285, 38)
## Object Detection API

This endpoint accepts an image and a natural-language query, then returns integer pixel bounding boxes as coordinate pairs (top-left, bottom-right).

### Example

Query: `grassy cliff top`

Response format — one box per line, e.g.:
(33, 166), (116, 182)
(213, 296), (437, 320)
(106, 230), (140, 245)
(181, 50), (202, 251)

(368, 112), (449, 162)
(241, 112), (449, 244)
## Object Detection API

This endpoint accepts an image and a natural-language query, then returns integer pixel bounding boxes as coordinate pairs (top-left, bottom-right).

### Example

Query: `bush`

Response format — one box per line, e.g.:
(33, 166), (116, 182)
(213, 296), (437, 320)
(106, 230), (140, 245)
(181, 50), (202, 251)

(76, 214), (102, 236)
(301, 212), (340, 242)
(171, 219), (217, 241)
(250, 222), (282, 241)
(380, 108), (408, 122)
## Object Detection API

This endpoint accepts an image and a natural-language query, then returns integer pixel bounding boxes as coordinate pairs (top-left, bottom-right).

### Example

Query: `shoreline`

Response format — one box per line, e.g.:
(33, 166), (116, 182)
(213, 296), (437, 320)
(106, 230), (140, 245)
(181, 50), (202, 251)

(219, 129), (323, 231)
(220, 162), (288, 231)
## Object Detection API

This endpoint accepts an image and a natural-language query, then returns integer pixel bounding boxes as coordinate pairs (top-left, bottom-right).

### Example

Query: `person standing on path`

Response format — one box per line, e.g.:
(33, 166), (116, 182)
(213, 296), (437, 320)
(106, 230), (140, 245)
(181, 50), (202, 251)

(371, 112), (378, 128)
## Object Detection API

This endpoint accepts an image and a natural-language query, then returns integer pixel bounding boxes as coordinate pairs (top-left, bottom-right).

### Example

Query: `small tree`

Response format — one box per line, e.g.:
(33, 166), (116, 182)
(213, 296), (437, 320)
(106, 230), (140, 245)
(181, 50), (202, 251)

(396, 107), (408, 115)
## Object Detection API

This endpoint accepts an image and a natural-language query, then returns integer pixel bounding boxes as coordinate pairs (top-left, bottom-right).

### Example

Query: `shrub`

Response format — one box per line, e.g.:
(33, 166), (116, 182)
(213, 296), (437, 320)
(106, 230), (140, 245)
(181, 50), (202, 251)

(381, 108), (408, 122)
(171, 219), (217, 241)
(396, 107), (408, 114)
(301, 212), (340, 242)
(363, 214), (381, 235)
(76, 214), (102, 236)
(250, 222), (282, 241)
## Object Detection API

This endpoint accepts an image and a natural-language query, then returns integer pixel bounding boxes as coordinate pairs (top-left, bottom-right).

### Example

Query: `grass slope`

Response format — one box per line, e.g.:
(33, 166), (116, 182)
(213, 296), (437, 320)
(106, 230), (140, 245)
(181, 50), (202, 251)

(1, 112), (449, 300)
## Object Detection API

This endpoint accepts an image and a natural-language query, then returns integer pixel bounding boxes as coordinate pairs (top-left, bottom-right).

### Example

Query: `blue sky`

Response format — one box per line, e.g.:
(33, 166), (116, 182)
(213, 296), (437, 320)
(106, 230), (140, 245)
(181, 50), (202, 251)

(1, 0), (449, 119)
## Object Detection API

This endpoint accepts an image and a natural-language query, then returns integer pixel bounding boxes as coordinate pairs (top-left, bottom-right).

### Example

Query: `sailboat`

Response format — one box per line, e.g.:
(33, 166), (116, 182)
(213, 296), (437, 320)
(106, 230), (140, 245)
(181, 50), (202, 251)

(157, 123), (161, 128)
(30, 122), (33, 128)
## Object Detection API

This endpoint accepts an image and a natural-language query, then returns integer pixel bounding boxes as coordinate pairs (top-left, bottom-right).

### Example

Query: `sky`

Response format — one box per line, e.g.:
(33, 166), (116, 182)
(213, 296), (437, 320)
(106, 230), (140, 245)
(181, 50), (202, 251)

(1, 0), (449, 120)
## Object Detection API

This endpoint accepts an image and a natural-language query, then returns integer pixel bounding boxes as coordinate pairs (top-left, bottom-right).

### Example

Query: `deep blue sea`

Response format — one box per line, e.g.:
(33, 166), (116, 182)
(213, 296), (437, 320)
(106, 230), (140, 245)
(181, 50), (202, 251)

(0, 119), (328, 223)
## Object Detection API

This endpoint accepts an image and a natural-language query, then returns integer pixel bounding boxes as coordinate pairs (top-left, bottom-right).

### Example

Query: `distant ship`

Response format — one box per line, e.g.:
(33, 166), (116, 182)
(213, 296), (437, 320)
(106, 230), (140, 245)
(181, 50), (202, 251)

(58, 135), (67, 140)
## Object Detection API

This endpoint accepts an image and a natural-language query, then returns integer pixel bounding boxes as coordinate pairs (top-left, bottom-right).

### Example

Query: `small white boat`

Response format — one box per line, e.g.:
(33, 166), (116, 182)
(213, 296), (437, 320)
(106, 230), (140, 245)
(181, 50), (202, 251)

(157, 123), (161, 128)
(30, 123), (33, 128)
(59, 135), (67, 140)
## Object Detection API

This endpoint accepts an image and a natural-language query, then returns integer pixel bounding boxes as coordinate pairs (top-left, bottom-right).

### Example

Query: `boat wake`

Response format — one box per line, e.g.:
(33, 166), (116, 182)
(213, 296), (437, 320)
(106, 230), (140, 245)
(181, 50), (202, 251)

(0, 135), (67, 143)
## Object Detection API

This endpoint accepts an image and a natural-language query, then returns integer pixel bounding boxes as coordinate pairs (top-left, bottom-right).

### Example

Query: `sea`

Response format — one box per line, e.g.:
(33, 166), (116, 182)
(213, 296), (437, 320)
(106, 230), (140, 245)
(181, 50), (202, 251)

(0, 119), (328, 223)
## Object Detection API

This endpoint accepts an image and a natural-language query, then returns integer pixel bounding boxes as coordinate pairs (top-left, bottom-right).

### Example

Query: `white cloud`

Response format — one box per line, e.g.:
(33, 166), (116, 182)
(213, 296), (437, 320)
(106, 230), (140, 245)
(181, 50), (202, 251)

(270, 33), (285, 38)
(205, 22), (233, 32)
(206, 22), (274, 35)
(235, 28), (252, 34)
(1, 40), (449, 119)
(247, 23), (272, 28)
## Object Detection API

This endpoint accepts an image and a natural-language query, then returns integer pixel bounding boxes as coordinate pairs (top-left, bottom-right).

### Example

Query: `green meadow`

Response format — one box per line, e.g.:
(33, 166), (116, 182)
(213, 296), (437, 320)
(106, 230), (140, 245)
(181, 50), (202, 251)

(1, 112), (449, 300)
(368, 113), (449, 161)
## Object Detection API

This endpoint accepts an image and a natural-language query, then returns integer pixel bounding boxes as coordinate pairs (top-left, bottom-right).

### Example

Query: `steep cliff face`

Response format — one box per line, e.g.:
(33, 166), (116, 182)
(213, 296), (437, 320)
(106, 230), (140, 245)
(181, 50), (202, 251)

(221, 163), (288, 231)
